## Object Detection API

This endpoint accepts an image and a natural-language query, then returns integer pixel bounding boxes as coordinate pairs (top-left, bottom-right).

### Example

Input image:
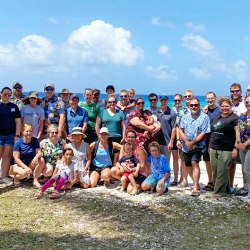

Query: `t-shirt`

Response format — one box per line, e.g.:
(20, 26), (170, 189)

(55, 161), (77, 181)
(207, 106), (220, 123)
(65, 106), (89, 134)
(118, 155), (139, 168)
(20, 104), (45, 137)
(13, 137), (40, 164)
(147, 154), (171, 181)
(98, 109), (125, 137)
(154, 107), (176, 145)
(210, 113), (238, 151)
(0, 102), (21, 135)
(79, 103), (100, 131)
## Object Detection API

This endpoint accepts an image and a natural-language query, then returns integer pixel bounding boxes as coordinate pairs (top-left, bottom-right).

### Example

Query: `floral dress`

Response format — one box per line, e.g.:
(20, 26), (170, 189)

(42, 138), (64, 167)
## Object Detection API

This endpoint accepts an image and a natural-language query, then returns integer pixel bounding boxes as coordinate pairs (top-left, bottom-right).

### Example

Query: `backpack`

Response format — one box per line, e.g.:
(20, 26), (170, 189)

(92, 139), (114, 163)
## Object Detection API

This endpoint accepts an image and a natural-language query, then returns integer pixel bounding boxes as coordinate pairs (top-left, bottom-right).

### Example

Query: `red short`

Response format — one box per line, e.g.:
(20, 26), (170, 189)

(122, 172), (135, 180)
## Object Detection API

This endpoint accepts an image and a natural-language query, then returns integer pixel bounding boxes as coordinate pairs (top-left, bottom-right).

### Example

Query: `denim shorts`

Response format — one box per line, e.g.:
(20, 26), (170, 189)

(0, 134), (15, 147)
(143, 175), (169, 191)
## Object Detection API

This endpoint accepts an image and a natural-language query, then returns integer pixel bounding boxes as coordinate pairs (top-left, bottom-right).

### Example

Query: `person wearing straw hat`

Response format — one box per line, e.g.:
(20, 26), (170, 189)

(10, 81), (26, 109)
(66, 127), (91, 188)
(58, 88), (72, 110)
(20, 91), (45, 139)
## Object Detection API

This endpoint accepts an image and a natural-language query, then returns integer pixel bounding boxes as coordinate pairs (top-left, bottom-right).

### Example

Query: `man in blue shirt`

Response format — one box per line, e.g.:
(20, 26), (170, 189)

(180, 98), (210, 197)
(65, 94), (88, 141)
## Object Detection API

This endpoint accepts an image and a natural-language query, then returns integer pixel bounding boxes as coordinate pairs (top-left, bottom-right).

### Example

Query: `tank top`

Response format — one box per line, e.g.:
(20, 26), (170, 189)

(93, 144), (112, 168)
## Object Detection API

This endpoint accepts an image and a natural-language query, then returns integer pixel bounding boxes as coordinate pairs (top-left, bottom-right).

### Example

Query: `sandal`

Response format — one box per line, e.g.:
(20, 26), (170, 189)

(130, 189), (140, 195)
(119, 187), (127, 193)
(49, 191), (61, 199)
(170, 181), (178, 186)
(203, 182), (214, 191)
(34, 190), (44, 199)
(191, 191), (200, 197)
(11, 181), (21, 188)
(177, 182), (188, 188)
(33, 182), (42, 189)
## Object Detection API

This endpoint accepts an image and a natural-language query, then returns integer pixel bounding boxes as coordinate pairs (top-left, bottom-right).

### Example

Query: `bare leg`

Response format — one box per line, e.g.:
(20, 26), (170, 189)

(120, 175), (128, 190)
(1, 146), (13, 179)
(204, 161), (213, 184)
(111, 166), (123, 180)
(100, 168), (111, 182)
(229, 164), (236, 187)
(171, 150), (179, 182)
(89, 171), (100, 188)
(127, 183), (141, 194)
(192, 161), (200, 192)
(128, 174), (138, 194)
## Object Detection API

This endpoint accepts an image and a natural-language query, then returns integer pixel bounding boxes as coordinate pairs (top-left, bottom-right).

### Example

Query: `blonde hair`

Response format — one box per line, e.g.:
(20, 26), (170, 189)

(123, 143), (133, 151)
(148, 141), (160, 151)
(47, 124), (58, 133)
(184, 89), (193, 95)
(128, 88), (135, 95)
(22, 123), (32, 131)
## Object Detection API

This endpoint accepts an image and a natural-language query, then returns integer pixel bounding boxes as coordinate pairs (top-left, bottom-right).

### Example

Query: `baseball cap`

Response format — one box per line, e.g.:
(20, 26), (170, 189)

(44, 83), (55, 89)
(70, 94), (79, 100)
(99, 127), (109, 134)
(93, 89), (101, 94)
(13, 81), (22, 87)
(159, 95), (168, 100)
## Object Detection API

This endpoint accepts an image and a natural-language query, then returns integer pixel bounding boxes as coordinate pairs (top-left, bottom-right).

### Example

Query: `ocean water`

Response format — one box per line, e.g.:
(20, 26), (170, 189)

(24, 92), (208, 108)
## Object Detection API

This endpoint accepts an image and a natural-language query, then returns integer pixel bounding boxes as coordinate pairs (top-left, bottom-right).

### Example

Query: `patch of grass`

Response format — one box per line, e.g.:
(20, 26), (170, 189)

(0, 184), (250, 249)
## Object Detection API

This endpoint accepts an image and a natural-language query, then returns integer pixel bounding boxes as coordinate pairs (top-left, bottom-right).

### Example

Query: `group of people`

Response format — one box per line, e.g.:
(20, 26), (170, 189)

(0, 81), (250, 200)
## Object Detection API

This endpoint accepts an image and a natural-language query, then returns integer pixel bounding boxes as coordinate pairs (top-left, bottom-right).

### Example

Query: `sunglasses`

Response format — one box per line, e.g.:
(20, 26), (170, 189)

(13, 86), (22, 90)
(230, 90), (240, 93)
(120, 95), (128, 98)
(245, 101), (250, 105)
(45, 87), (54, 91)
(136, 102), (145, 105)
(149, 99), (157, 102)
(108, 101), (117, 104)
(3, 93), (11, 97)
(174, 99), (181, 102)
(50, 131), (58, 134)
(184, 95), (192, 98)
(190, 104), (199, 108)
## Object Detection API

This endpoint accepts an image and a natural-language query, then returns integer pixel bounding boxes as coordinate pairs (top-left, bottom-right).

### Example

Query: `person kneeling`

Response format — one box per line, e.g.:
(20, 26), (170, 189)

(141, 142), (171, 196)
(116, 143), (140, 195)
(34, 148), (79, 199)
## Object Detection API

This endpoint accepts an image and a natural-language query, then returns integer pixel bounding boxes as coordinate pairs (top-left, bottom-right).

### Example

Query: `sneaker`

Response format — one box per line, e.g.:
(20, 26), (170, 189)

(1, 177), (13, 186)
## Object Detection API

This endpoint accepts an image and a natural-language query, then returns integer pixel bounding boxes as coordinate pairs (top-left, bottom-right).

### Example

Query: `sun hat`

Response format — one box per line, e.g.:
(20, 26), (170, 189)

(58, 88), (72, 97)
(159, 94), (169, 100)
(70, 94), (79, 100)
(69, 127), (87, 138)
(44, 83), (55, 89)
(99, 127), (109, 134)
(21, 91), (42, 105)
(13, 81), (22, 87)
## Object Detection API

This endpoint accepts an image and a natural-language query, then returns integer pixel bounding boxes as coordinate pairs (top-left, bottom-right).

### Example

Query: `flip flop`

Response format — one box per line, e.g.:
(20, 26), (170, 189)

(170, 181), (178, 186)
(177, 182), (188, 188)
(191, 191), (200, 197)
(49, 191), (61, 199)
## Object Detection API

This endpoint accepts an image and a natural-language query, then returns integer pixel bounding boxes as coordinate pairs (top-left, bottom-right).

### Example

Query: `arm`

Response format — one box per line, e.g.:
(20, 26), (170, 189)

(31, 148), (42, 167)
(116, 160), (124, 171)
(95, 116), (102, 138)
(113, 142), (122, 151)
(168, 127), (176, 150)
(158, 171), (171, 189)
(116, 101), (123, 110)
(89, 142), (95, 152)
(185, 132), (206, 150)
(236, 124), (247, 151)
(82, 122), (88, 134)
(123, 102), (135, 110)
(52, 167), (59, 177)
(13, 151), (32, 174)
(70, 170), (80, 187)
(82, 144), (91, 176)
(15, 118), (22, 141)
(58, 113), (65, 138)
(153, 121), (161, 134)
(146, 117), (154, 125)
(37, 119), (44, 139)
(232, 126), (239, 159)
(121, 120), (126, 143)
(130, 117), (155, 132)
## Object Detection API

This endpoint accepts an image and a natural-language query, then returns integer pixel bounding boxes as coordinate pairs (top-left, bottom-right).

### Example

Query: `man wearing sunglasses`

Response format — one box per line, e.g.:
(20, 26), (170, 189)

(92, 89), (105, 111)
(10, 81), (26, 109)
(179, 98), (210, 197)
(229, 83), (247, 194)
(148, 93), (159, 112)
(40, 83), (65, 139)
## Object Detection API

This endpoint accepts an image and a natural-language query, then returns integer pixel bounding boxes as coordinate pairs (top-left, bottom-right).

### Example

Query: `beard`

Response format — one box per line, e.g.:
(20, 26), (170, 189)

(191, 109), (198, 115)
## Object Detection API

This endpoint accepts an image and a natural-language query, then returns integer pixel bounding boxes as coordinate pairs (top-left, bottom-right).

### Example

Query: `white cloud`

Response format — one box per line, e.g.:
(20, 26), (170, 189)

(146, 65), (177, 81)
(151, 17), (175, 29)
(67, 20), (143, 66)
(190, 68), (211, 80)
(47, 17), (58, 25)
(0, 44), (16, 66)
(185, 22), (206, 32)
(182, 33), (249, 81)
(16, 35), (54, 63)
(158, 45), (169, 55)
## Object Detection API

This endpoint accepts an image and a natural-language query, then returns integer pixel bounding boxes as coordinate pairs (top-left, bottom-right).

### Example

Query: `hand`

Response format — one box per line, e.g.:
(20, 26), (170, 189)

(66, 136), (74, 142)
(81, 169), (87, 176)
(157, 179), (165, 189)
(185, 141), (194, 150)
(25, 166), (32, 174)
(120, 137), (126, 144)
(176, 140), (182, 149)
(133, 171), (138, 177)
(31, 157), (38, 167)
(58, 131), (62, 138)
(121, 162), (131, 172)
(118, 167), (124, 174)
(167, 142), (173, 150)
(153, 126), (160, 134)
(148, 125), (156, 133)
(232, 148), (238, 159)
(203, 105), (208, 114)
(238, 143), (246, 152)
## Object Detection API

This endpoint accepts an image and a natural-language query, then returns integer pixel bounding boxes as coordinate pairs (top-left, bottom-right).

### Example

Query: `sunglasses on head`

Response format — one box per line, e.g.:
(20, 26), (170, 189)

(14, 86), (22, 90)
(45, 87), (54, 91)
(184, 95), (192, 98)
(230, 90), (240, 93)
(108, 100), (117, 104)
(136, 102), (145, 105)
(120, 95), (128, 98)
(149, 98), (157, 102)
(190, 104), (199, 107)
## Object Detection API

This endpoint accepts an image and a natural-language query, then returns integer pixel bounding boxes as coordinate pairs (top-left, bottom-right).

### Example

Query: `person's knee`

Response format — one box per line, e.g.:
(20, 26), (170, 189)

(156, 187), (164, 194)
(141, 183), (149, 190)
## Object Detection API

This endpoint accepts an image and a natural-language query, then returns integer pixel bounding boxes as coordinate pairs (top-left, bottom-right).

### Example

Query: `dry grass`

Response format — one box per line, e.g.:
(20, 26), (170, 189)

(1, 182), (250, 250)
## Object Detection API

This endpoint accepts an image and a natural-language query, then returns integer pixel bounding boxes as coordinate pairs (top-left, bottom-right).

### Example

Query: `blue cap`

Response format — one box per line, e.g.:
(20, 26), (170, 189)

(70, 94), (79, 100)
(159, 95), (168, 100)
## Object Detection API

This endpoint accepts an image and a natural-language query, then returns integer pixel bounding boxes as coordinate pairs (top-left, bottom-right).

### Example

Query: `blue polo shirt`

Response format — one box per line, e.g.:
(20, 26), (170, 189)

(66, 106), (89, 134)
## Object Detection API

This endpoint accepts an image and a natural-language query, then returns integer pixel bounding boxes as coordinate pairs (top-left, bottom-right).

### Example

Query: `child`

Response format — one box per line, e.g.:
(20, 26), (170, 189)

(116, 143), (140, 195)
(141, 142), (171, 196)
(34, 148), (79, 199)
(143, 109), (158, 127)
(127, 88), (136, 104)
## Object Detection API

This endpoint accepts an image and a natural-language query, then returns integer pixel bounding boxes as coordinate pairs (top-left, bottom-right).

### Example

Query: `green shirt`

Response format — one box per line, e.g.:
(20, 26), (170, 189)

(79, 102), (100, 131)
(98, 109), (125, 137)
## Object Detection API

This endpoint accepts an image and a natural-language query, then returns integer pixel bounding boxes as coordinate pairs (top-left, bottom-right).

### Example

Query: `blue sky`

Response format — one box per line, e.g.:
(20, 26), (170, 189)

(1, 0), (250, 95)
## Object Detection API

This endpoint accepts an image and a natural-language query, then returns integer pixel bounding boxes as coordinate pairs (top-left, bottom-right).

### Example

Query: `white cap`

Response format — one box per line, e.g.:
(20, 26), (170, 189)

(99, 127), (109, 134)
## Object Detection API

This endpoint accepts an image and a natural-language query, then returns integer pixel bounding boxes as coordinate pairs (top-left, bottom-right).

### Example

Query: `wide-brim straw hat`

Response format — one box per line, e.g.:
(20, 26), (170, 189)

(21, 91), (42, 105)
(69, 127), (87, 138)
(58, 88), (72, 97)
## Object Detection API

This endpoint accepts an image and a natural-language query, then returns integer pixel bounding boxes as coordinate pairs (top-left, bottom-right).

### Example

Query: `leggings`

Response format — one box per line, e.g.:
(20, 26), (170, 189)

(41, 176), (66, 192)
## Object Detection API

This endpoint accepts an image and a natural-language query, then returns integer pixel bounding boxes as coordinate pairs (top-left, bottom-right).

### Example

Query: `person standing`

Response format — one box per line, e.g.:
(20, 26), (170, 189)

(20, 91), (45, 139)
(179, 98), (210, 197)
(148, 93), (159, 112)
(202, 92), (220, 191)
(10, 81), (26, 109)
(92, 89), (106, 111)
(58, 88), (72, 110)
(40, 83), (65, 139)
